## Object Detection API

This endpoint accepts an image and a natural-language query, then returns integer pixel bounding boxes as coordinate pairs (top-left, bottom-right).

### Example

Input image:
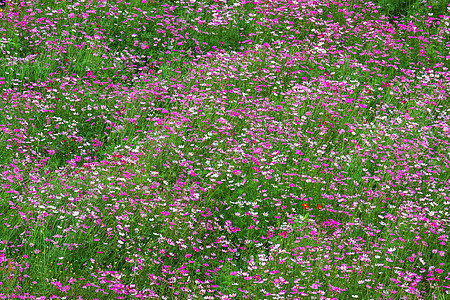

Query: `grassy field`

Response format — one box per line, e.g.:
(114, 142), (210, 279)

(0, 0), (449, 299)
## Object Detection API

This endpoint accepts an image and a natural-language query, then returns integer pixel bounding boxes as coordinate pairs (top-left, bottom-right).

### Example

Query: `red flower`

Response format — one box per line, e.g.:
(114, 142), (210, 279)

(317, 204), (323, 210)
(302, 203), (309, 209)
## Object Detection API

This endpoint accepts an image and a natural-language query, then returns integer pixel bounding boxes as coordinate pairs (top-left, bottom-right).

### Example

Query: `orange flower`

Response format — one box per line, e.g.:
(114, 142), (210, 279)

(302, 203), (309, 209)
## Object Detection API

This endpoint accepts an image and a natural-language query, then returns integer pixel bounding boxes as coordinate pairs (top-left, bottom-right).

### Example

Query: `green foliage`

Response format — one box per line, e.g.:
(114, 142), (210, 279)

(373, 0), (449, 21)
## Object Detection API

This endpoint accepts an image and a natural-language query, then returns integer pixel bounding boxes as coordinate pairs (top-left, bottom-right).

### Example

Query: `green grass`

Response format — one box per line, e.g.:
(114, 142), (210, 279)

(0, 0), (449, 299)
